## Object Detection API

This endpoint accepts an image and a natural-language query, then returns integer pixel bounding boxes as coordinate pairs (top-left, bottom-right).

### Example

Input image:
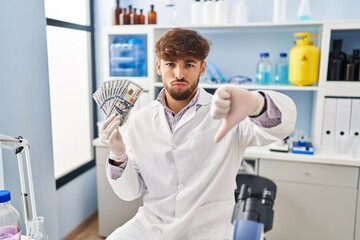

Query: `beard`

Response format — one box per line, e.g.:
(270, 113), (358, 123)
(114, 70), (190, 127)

(163, 74), (201, 101)
(164, 78), (199, 101)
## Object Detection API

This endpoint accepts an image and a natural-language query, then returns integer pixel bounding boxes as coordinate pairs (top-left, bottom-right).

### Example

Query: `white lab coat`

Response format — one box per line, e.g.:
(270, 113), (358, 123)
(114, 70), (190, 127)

(106, 88), (296, 240)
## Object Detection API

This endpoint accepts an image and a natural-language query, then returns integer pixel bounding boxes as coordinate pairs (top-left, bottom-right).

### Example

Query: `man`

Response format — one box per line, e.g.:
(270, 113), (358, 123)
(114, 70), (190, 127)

(100, 28), (296, 240)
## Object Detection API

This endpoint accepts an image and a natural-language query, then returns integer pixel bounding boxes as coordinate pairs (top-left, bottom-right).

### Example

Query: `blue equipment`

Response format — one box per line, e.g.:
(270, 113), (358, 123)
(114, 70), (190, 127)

(232, 174), (277, 240)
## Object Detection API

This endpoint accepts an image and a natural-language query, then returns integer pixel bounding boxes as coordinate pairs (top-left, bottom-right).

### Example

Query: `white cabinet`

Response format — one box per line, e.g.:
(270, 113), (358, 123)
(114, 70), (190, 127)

(94, 142), (143, 237)
(259, 159), (358, 240)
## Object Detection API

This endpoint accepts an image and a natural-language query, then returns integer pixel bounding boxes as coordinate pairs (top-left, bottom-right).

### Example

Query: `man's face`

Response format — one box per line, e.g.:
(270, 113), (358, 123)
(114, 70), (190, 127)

(156, 58), (206, 101)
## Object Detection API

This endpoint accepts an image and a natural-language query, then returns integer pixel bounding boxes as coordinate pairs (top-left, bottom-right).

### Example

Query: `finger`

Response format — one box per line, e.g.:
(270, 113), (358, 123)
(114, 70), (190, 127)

(213, 97), (230, 109)
(105, 116), (121, 135)
(109, 127), (120, 143)
(102, 114), (118, 131)
(212, 107), (230, 119)
(214, 118), (234, 143)
(215, 87), (231, 99)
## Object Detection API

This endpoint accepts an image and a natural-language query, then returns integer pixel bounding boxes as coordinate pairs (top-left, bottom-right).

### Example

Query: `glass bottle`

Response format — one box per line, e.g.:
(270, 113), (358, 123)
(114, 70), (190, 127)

(345, 55), (356, 81)
(274, 52), (289, 85)
(112, 0), (122, 25)
(123, 8), (131, 25)
(148, 5), (157, 24)
(256, 52), (272, 85)
(138, 9), (145, 25)
(353, 49), (360, 81)
(0, 190), (21, 240)
(327, 39), (347, 80)
(131, 8), (137, 24)
(29, 217), (50, 240)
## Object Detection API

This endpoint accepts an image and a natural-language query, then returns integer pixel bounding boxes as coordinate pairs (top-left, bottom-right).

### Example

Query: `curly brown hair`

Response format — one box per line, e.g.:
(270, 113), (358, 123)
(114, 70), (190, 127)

(154, 28), (211, 61)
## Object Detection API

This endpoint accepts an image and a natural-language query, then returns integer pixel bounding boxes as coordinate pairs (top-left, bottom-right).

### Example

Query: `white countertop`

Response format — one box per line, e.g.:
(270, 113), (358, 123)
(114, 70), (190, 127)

(93, 138), (360, 167)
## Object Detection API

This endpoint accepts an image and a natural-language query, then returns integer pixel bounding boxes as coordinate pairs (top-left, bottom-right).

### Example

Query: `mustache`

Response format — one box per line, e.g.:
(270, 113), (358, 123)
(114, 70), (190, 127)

(171, 78), (189, 84)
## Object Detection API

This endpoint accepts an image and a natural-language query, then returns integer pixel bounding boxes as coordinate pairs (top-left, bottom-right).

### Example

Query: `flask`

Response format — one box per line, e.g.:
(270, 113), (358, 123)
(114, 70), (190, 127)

(256, 52), (272, 85)
(29, 216), (50, 240)
(191, 0), (203, 25)
(274, 52), (289, 85)
(112, 0), (122, 25)
(138, 9), (145, 25)
(345, 55), (356, 81)
(215, 0), (228, 25)
(296, 0), (312, 21)
(0, 190), (21, 240)
(203, 0), (216, 25)
(289, 32), (320, 86)
(231, 0), (248, 24)
(273, 0), (286, 22)
(148, 5), (157, 24)
(327, 39), (347, 80)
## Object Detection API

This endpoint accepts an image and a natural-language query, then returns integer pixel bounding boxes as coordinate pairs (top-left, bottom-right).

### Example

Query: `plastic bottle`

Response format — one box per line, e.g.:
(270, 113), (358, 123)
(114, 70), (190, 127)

(273, 0), (286, 22)
(148, 5), (157, 24)
(112, 0), (122, 25)
(327, 39), (347, 80)
(0, 190), (21, 240)
(231, 0), (248, 24)
(289, 32), (320, 86)
(274, 52), (289, 85)
(296, 0), (312, 21)
(215, 0), (228, 25)
(256, 52), (272, 85)
(191, 0), (203, 25)
(203, 0), (216, 25)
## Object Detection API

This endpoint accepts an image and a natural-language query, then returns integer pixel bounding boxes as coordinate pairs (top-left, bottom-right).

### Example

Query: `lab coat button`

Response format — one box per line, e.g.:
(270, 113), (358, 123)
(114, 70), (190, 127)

(171, 143), (177, 150)
(178, 184), (184, 190)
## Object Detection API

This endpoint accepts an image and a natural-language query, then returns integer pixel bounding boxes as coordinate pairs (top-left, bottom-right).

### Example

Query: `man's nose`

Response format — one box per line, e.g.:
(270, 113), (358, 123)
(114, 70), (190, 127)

(174, 66), (186, 80)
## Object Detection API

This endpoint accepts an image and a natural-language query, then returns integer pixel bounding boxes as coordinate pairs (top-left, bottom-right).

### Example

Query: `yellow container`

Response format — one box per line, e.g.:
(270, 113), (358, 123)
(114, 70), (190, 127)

(289, 32), (320, 86)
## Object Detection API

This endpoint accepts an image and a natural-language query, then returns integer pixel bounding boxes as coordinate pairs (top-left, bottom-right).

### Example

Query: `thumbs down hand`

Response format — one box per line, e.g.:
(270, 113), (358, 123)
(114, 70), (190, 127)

(211, 85), (265, 143)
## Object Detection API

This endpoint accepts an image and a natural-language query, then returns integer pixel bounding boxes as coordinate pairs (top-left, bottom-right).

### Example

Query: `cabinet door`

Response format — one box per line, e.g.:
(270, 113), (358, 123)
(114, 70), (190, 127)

(259, 159), (358, 240)
(95, 146), (143, 237)
(266, 180), (356, 240)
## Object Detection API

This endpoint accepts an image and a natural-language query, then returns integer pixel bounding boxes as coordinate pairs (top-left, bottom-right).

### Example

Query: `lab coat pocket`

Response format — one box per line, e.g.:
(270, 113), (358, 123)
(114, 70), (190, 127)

(187, 199), (233, 240)
(189, 127), (225, 168)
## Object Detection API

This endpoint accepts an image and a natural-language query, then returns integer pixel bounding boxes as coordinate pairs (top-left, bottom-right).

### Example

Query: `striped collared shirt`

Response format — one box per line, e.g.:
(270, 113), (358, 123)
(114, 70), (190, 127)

(156, 88), (200, 132)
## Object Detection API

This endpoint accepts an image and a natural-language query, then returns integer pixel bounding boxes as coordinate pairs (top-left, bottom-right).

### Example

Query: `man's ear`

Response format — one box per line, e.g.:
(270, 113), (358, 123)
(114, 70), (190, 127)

(156, 59), (162, 75)
(200, 60), (207, 77)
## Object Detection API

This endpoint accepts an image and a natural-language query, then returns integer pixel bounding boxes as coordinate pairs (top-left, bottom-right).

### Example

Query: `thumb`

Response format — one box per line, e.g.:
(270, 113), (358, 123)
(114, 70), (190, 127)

(214, 118), (235, 143)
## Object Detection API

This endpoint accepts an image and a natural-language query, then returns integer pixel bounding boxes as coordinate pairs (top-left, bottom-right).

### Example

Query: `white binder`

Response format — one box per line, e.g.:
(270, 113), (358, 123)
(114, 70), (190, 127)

(335, 98), (352, 154)
(350, 99), (360, 158)
(322, 98), (337, 150)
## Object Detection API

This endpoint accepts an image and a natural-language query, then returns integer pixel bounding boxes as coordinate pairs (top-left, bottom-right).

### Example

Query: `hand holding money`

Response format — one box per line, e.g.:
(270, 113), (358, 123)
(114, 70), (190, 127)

(93, 79), (143, 126)
(100, 114), (126, 162)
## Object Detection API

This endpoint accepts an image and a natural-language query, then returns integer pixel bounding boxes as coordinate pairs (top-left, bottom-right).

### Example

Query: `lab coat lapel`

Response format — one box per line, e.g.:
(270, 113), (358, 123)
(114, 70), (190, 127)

(152, 101), (172, 138)
(174, 88), (212, 132)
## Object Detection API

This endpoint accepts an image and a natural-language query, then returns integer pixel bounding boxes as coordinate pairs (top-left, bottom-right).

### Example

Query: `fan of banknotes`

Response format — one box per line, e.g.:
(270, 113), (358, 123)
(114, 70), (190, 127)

(93, 79), (144, 126)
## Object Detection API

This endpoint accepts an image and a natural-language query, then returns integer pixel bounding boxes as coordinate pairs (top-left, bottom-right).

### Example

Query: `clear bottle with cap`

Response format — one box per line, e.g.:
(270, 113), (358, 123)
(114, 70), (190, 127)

(0, 190), (21, 240)
(256, 52), (272, 85)
(274, 52), (289, 85)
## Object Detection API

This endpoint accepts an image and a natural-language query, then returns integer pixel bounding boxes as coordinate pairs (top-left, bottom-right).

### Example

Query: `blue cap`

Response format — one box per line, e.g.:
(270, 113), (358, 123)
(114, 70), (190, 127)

(0, 190), (11, 203)
(260, 52), (269, 57)
(280, 52), (287, 57)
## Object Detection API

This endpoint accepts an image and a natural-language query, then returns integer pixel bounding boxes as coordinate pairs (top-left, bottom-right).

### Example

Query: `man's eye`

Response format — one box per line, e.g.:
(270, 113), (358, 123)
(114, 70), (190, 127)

(186, 64), (195, 68)
(166, 63), (175, 67)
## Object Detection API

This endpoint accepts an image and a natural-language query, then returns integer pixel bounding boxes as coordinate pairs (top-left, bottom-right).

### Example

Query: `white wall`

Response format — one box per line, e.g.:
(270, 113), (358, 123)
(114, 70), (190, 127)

(0, 0), (59, 238)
